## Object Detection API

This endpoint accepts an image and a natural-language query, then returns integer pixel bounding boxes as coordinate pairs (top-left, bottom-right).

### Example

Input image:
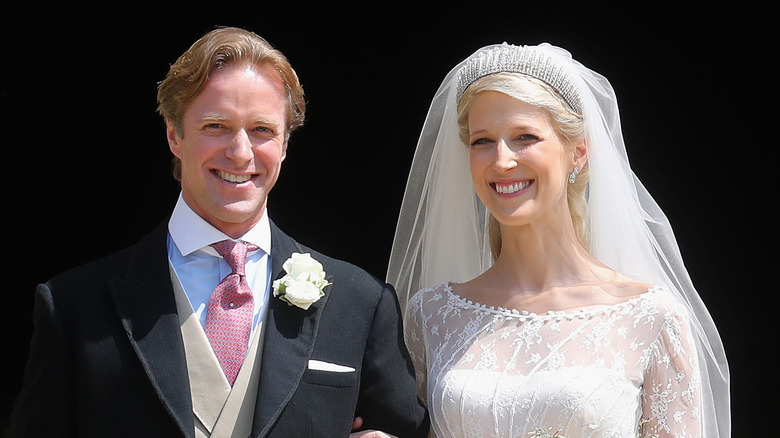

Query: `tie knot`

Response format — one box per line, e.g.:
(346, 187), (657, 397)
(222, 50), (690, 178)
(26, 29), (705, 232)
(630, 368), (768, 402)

(211, 240), (259, 275)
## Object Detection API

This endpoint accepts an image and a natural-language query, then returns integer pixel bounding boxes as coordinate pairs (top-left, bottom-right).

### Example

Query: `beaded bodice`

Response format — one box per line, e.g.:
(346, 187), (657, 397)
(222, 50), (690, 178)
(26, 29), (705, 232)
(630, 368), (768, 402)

(405, 283), (702, 438)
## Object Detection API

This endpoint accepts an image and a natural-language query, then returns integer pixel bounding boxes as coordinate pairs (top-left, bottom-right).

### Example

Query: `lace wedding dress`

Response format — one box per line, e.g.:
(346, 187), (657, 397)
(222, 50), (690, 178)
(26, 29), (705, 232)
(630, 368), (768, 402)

(405, 283), (702, 438)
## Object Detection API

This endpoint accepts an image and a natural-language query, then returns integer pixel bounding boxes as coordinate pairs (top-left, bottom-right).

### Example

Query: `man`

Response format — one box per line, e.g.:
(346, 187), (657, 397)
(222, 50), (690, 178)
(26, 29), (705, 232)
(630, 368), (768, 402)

(10, 26), (428, 437)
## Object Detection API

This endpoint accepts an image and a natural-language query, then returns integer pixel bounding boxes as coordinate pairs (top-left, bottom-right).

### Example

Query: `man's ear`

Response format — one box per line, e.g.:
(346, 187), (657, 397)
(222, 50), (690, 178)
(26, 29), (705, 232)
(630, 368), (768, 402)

(280, 139), (289, 162)
(166, 121), (182, 158)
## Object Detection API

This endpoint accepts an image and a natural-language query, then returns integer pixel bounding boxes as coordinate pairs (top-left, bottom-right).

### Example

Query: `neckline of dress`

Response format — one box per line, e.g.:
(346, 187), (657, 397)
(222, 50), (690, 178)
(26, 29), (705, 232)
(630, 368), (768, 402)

(441, 282), (661, 319)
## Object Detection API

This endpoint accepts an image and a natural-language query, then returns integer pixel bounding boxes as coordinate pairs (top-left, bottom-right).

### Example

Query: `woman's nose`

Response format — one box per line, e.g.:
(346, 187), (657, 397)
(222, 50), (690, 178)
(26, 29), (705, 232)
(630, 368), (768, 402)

(494, 139), (518, 170)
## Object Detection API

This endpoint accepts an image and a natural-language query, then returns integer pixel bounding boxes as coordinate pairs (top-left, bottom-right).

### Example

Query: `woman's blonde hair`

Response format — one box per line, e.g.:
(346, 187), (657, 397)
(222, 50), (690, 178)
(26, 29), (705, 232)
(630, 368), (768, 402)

(456, 72), (589, 258)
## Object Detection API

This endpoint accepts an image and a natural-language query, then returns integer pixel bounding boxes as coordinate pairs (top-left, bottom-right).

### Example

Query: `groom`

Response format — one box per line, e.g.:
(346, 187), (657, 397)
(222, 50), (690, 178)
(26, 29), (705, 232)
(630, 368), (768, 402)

(10, 27), (428, 437)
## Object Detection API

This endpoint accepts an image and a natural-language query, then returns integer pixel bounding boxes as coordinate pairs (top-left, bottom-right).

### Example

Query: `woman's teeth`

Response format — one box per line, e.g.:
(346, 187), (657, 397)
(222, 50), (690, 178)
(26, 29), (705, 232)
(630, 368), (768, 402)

(217, 170), (252, 183)
(494, 180), (531, 194)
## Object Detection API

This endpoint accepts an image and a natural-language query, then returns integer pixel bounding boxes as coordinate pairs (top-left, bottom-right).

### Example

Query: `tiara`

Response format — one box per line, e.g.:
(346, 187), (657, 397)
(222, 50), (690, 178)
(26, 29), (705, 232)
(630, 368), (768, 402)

(456, 43), (583, 114)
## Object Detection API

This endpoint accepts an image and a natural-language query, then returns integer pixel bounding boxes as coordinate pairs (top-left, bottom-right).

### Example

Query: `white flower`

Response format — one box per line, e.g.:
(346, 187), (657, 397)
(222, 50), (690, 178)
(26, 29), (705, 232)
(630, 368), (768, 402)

(272, 253), (330, 310)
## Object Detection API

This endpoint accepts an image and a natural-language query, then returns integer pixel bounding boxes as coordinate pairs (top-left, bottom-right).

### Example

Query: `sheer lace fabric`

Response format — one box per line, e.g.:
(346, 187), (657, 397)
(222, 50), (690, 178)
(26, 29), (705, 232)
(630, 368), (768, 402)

(406, 283), (702, 438)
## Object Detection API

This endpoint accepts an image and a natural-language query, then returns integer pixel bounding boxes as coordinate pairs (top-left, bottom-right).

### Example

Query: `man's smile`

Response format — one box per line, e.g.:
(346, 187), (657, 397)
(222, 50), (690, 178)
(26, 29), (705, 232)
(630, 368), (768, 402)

(215, 170), (254, 183)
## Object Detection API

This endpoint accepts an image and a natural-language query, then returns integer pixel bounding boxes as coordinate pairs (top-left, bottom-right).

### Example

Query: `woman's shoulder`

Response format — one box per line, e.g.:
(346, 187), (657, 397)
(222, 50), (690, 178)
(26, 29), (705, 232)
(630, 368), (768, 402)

(411, 281), (451, 301)
(643, 284), (691, 317)
(408, 282), (454, 311)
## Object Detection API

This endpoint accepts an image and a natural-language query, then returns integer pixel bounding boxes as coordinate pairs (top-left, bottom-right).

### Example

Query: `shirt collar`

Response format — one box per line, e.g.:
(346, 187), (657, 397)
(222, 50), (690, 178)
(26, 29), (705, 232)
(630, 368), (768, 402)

(168, 193), (272, 257)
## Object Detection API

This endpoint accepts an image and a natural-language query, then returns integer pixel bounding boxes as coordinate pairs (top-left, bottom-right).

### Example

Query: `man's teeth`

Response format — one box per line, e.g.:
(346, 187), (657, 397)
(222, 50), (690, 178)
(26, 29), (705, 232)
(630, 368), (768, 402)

(218, 170), (252, 183)
(495, 181), (530, 194)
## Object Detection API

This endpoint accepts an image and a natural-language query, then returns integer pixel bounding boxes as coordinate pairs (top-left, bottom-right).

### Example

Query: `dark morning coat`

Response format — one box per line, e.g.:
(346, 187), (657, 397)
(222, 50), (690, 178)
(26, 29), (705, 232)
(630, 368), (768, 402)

(10, 219), (429, 437)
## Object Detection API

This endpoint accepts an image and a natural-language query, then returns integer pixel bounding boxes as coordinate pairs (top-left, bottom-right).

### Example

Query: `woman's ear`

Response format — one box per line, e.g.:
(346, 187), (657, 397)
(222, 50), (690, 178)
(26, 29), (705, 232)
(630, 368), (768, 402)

(573, 139), (588, 169)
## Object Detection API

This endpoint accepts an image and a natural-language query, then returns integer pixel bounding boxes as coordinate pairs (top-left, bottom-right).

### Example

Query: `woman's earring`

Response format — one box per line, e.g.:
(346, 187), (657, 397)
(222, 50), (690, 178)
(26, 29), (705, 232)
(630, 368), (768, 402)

(568, 166), (580, 184)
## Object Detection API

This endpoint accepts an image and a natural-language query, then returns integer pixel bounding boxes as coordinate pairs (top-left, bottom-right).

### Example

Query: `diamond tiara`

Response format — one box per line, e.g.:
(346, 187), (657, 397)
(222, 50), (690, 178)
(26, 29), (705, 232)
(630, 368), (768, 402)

(456, 43), (583, 114)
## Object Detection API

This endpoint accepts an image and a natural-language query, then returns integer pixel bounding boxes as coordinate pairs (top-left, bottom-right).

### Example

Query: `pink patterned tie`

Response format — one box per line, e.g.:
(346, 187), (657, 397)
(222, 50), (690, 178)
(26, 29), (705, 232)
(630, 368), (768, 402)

(205, 240), (258, 386)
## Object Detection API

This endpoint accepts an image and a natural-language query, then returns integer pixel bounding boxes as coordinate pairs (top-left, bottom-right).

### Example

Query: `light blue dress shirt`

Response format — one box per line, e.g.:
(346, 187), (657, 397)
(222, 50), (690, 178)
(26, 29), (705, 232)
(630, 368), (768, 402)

(167, 194), (272, 345)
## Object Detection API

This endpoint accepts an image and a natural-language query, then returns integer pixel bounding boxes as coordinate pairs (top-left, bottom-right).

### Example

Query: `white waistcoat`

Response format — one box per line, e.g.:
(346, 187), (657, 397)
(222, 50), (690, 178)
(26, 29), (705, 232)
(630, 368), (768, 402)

(171, 265), (265, 437)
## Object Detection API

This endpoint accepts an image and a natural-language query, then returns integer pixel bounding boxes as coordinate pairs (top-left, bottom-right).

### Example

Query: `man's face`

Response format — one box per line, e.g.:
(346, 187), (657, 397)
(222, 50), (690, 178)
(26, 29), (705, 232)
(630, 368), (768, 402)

(167, 63), (288, 237)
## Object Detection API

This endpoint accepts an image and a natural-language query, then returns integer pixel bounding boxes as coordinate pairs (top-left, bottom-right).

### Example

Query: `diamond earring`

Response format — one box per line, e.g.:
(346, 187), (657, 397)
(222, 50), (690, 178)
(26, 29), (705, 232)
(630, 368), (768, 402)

(568, 166), (580, 184)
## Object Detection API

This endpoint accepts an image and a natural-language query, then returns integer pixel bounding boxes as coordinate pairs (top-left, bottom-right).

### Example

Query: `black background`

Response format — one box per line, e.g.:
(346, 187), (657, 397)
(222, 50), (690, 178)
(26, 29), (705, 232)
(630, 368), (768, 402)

(2, 6), (772, 436)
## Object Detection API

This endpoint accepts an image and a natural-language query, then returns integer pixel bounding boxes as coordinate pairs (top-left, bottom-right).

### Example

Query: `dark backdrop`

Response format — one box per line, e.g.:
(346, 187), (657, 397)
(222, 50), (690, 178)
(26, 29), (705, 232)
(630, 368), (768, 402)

(2, 7), (771, 436)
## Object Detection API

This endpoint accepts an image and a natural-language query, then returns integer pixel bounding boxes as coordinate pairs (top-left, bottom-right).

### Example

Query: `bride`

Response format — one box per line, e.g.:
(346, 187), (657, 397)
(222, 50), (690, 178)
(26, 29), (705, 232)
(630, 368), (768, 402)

(387, 43), (730, 437)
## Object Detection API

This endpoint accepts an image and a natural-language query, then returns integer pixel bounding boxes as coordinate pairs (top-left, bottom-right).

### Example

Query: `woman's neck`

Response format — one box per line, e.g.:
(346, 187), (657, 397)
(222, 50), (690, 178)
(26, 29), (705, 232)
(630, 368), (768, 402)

(457, 218), (649, 312)
(493, 221), (597, 292)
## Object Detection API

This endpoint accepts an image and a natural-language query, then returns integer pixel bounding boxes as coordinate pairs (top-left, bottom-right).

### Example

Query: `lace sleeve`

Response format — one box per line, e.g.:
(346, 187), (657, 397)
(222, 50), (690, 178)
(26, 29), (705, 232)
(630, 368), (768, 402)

(642, 297), (702, 437)
(404, 290), (429, 406)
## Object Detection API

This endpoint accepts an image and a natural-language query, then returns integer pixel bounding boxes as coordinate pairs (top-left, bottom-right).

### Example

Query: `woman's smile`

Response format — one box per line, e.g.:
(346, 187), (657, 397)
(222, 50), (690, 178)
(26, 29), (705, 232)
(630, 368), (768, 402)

(492, 179), (533, 195)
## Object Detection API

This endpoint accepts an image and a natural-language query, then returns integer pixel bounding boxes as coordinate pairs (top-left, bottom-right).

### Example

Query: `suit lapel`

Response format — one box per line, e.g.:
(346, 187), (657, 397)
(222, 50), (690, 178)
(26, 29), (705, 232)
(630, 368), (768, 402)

(252, 221), (331, 437)
(109, 222), (194, 437)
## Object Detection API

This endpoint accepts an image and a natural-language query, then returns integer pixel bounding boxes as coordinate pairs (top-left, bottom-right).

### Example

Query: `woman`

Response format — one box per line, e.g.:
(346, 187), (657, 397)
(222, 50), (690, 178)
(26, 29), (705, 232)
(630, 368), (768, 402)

(387, 43), (729, 437)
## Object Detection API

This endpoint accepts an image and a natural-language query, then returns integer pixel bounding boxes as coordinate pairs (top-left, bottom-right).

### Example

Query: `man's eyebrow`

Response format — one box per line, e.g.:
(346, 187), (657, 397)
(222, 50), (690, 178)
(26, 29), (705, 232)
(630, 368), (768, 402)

(197, 113), (283, 132)
(200, 112), (229, 122)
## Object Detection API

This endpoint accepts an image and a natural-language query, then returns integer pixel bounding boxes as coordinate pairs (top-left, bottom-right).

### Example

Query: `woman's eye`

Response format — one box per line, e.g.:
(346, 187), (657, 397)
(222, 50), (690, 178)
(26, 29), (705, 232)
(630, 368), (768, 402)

(469, 137), (493, 147)
(517, 134), (539, 142)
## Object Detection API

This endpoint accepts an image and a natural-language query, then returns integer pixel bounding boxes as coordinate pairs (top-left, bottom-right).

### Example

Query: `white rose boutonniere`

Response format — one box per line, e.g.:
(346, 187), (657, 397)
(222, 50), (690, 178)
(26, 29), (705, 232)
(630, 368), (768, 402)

(272, 252), (330, 310)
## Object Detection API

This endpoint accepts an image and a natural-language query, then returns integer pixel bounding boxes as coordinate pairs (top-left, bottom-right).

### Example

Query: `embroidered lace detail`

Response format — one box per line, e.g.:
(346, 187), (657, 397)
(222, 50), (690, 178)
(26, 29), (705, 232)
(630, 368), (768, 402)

(445, 283), (664, 319)
(405, 283), (702, 438)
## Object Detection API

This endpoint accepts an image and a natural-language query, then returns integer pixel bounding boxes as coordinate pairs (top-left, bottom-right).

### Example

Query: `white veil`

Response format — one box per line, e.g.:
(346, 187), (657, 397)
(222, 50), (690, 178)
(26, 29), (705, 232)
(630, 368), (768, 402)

(387, 42), (730, 436)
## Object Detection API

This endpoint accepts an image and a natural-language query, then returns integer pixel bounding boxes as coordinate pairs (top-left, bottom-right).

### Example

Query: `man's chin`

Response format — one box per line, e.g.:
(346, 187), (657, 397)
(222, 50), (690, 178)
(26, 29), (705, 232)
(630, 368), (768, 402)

(203, 201), (266, 234)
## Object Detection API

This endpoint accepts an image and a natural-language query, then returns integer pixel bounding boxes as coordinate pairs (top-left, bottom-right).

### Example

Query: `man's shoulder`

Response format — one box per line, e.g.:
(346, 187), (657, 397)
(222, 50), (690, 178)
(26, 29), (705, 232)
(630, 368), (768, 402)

(271, 221), (383, 286)
(46, 221), (168, 291)
(298, 242), (383, 286)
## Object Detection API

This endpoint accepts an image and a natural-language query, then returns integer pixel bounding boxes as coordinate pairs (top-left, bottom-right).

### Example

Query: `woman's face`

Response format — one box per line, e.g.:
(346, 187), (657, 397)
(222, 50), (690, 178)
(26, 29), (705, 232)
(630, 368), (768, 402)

(468, 91), (578, 228)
